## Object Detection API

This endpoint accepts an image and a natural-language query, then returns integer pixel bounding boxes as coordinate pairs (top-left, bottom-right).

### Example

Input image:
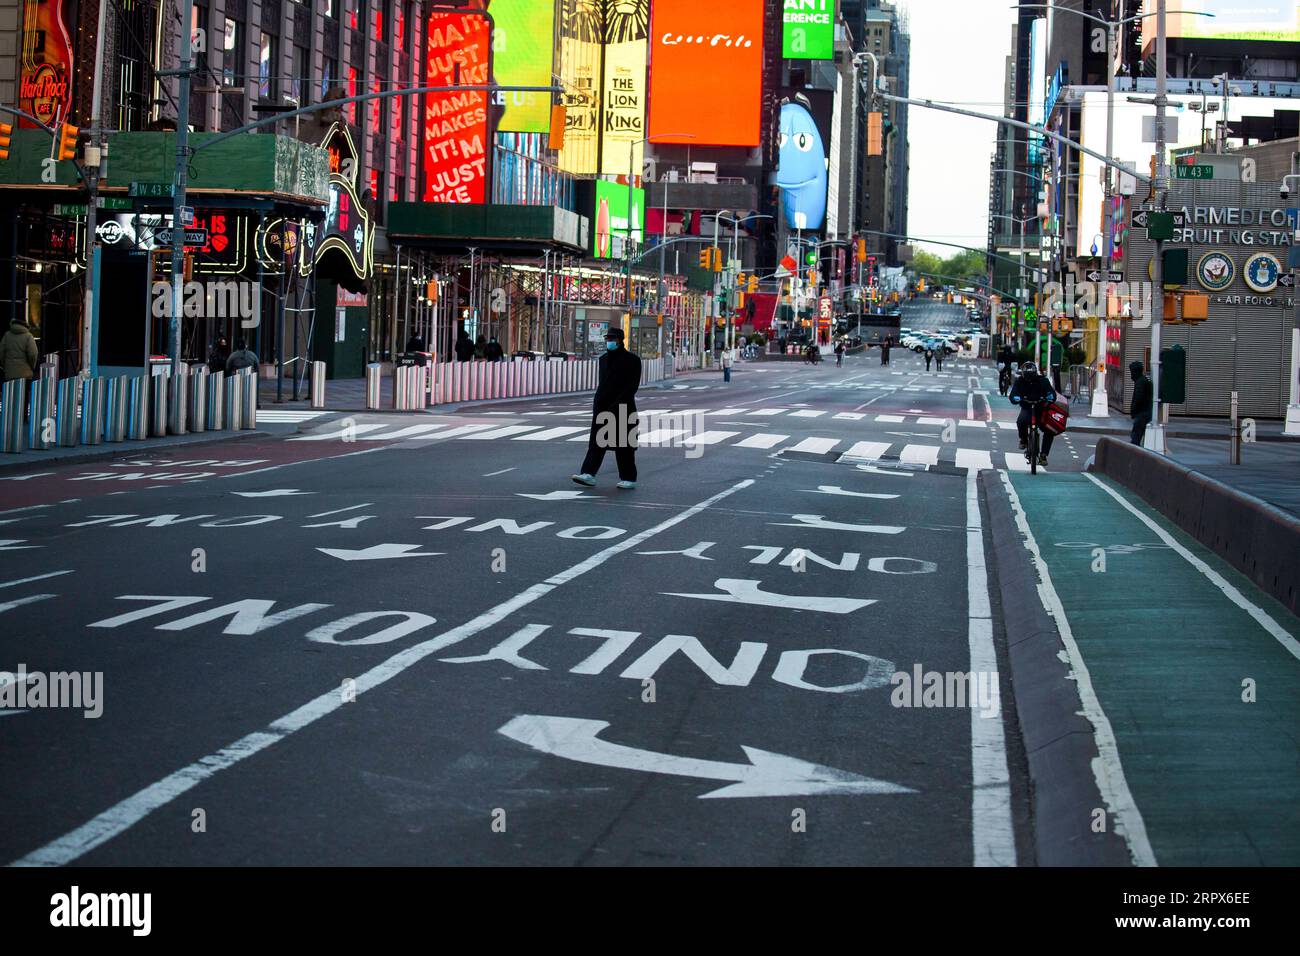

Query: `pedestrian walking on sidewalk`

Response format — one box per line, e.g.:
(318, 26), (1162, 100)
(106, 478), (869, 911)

(1, 318), (39, 382)
(207, 336), (229, 375)
(486, 336), (504, 362)
(454, 330), (474, 362)
(924, 346), (934, 372)
(835, 340), (845, 367)
(722, 348), (733, 383)
(225, 337), (258, 376)
(934, 348), (944, 372)
(1129, 361), (1153, 446)
(572, 327), (641, 490)
(881, 337), (892, 366)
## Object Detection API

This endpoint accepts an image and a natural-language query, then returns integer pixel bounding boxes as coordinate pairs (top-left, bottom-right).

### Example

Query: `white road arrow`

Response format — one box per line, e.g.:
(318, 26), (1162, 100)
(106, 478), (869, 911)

(807, 486), (900, 500)
(316, 543), (444, 561)
(499, 715), (915, 799)
(232, 489), (314, 498)
(0, 540), (40, 551)
(0, 472), (53, 481)
(663, 578), (876, 614)
(516, 491), (592, 501)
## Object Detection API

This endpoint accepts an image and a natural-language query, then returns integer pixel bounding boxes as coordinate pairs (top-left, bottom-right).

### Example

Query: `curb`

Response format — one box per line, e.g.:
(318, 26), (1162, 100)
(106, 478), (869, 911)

(0, 430), (271, 475)
(979, 470), (1134, 867)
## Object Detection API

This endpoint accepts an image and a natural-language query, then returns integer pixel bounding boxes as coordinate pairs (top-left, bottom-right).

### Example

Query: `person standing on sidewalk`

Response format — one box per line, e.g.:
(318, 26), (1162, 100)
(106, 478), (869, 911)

(1129, 360), (1153, 446)
(881, 337), (892, 366)
(572, 327), (641, 490)
(225, 337), (258, 375)
(1, 318), (39, 382)
(934, 346), (944, 372)
(923, 345), (934, 372)
(721, 347), (733, 383)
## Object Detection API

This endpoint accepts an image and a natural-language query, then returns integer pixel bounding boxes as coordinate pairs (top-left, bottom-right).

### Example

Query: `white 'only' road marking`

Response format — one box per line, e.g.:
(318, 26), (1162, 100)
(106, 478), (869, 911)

(1000, 471), (1155, 867)
(10, 478), (757, 867)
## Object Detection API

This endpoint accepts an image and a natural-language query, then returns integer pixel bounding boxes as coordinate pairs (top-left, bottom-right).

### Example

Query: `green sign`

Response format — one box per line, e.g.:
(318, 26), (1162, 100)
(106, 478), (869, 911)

(1175, 164), (1214, 180)
(100, 197), (133, 210)
(129, 181), (175, 198)
(53, 204), (86, 216)
(592, 179), (644, 259)
(782, 0), (835, 60)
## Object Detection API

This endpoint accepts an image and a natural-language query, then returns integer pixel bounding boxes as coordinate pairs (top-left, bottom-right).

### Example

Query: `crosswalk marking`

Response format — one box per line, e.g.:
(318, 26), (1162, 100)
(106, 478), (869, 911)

(705, 408), (746, 416)
(734, 433), (786, 449)
(1004, 453), (1031, 472)
(682, 430), (741, 446)
(461, 425), (546, 440)
(412, 423), (499, 440)
(917, 417), (948, 425)
(639, 428), (688, 445)
(789, 410), (826, 418)
(256, 410), (328, 423)
(514, 426), (589, 441)
(365, 423), (449, 440)
(289, 423), (387, 441)
(875, 414), (905, 423)
(748, 408), (786, 416)
(841, 441), (891, 461)
(958, 419), (985, 428)
(788, 437), (838, 454)
(956, 448), (994, 471)
(833, 412), (865, 420)
(995, 421), (1018, 430)
(900, 445), (940, 466)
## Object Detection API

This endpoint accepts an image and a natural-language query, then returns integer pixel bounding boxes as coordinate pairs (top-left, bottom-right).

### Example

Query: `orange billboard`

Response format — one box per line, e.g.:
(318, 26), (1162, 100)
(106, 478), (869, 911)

(647, 0), (765, 147)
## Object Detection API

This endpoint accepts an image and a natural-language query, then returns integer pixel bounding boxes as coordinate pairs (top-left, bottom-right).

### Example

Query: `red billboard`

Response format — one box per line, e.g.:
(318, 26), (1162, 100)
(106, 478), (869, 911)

(647, 0), (764, 147)
(424, 6), (493, 203)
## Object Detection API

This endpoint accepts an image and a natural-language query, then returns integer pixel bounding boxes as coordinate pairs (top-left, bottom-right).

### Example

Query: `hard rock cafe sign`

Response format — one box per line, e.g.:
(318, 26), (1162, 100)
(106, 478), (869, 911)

(19, 0), (74, 127)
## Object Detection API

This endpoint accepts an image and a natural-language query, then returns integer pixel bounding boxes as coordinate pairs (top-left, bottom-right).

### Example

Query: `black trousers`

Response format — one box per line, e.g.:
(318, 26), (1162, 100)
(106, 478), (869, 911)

(1130, 414), (1150, 446)
(580, 413), (637, 481)
(1017, 405), (1055, 456)
(924, 356), (932, 370)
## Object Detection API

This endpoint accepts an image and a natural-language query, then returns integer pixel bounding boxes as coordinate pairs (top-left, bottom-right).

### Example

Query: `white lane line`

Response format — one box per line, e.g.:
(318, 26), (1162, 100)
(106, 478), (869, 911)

(364, 423), (449, 440)
(1084, 474), (1300, 662)
(513, 426), (589, 441)
(748, 408), (787, 416)
(789, 410), (826, 418)
(833, 412), (865, 420)
(958, 419), (986, 428)
(288, 423), (387, 441)
(967, 393), (975, 420)
(705, 408), (746, 417)
(955, 449), (993, 472)
(0, 593), (57, 614)
(787, 437), (838, 455)
(483, 468), (517, 477)
(875, 414), (905, 423)
(13, 477), (758, 867)
(1003, 453), (1030, 472)
(1000, 472), (1154, 866)
(839, 441), (891, 461)
(900, 444), (939, 466)
(917, 417), (948, 426)
(0, 570), (74, 590)
(734, 433), (787, 449)
(414, 423), (499, 440)
(460, 425), (546, 440)
(682, 430), (740, 447)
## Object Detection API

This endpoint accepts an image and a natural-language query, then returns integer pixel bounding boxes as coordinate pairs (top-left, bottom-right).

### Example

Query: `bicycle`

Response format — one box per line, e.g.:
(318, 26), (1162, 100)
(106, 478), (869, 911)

(997, 364), (1011, 396)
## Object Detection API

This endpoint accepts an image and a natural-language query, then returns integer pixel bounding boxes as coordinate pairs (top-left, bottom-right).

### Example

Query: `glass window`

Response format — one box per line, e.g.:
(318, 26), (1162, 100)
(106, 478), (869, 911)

(322, 56), (337, 101)
(222, 19), (243, 87)
(259, 33), (278, 99)
(292, 44), (308, 104)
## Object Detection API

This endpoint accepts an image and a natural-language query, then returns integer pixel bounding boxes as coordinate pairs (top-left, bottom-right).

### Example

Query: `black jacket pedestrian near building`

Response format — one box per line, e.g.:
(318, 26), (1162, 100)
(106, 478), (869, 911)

(485, 337), (504, 362)
(574, 329), (641, 487)
(1129, 361), (1154, 446)
(454, 332), (474, 362)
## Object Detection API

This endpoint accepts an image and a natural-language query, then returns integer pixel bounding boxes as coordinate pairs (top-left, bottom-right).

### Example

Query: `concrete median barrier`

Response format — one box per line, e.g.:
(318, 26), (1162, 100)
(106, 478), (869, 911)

(1092, 436), (1300, 615)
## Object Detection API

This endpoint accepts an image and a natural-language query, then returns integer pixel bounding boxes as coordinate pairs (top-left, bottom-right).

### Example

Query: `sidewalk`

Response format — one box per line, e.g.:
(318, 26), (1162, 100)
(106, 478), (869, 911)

(1068, 408), (1299, 442)
(1005, 471), (1300, 865)
(1165, 437), (1300, 517)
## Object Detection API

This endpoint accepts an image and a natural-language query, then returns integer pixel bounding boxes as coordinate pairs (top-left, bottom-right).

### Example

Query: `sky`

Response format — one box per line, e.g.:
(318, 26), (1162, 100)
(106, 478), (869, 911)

(896, 0), (1018, 257)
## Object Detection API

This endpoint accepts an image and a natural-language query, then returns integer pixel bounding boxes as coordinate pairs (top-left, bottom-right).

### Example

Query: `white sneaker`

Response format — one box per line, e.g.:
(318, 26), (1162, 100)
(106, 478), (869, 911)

(616, 480), (636, 490)
(571, 473), (596, 487)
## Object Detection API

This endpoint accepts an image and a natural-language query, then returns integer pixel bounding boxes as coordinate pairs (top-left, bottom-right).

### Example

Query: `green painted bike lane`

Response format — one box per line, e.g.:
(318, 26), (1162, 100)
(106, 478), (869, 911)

(1007, 472), (1300, 866)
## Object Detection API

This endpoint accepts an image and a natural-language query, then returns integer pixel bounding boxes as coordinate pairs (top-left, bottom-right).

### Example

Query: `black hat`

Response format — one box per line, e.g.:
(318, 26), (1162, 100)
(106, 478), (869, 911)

(1129, 361), (1144, 374)
(605, 327), (625, 341)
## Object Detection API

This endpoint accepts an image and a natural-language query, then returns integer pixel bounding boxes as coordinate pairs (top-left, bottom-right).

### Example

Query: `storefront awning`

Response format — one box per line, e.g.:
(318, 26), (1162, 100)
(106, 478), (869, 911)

(386, 203), (589, 254)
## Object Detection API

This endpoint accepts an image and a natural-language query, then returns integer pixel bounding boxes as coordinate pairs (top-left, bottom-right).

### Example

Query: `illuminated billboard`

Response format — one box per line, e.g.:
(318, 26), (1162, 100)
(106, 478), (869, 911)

(647, 0), (765, 147)
(424, 6), (493, 203)
(1143, 0), (1300, 42)
(19, 0), (75, 128)
(493, 0), (555, 133)
(558, 0), (603, 174)
(782, 0), (834, 60)
(600, 0), (650, 176)
(593, 178), (644, 259)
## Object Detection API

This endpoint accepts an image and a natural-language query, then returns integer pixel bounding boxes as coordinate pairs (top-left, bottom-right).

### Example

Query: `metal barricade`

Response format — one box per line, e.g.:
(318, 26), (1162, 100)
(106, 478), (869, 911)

(125, 375), (149, 441)
(239, 368), (257, 428)
(310, 361), (326, 409)
(365, 363), (381, 410)
(104, 377), (126, 443)
(167, 365), (189, 435)
(27, 375), (56, 450)
(207, 370), (226, 431)
(149, 372), (169, 437)
(80, 375), (107, 445)
(1, 378), (26, 453)
(189, 366), (208, 433)
(225, 369), (243, 431)
(55, 376), (79, 447)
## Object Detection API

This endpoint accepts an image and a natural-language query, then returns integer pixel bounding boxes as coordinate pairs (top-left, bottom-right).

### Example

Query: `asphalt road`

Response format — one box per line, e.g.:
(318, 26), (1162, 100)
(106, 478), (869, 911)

(0, 350), (1098, 865)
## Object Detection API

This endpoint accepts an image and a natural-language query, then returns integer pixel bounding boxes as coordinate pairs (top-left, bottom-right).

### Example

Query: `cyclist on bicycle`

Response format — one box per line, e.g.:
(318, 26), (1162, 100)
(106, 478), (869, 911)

(1009, 361), (1057, 466)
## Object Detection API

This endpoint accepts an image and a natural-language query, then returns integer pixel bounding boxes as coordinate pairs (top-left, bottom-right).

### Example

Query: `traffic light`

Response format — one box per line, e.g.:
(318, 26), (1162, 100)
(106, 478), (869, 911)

(1182, 292), (1209, 323)
(711, 246), (722, 272)
(56, 122), (79, 161)
(867, 112), (883, 157)
(698, 248), (710, 270)
(747, 275), (758, 294)
(855, 238), (867, 263)
(736, 272), (747, 290)
(0, 122), (11, 161)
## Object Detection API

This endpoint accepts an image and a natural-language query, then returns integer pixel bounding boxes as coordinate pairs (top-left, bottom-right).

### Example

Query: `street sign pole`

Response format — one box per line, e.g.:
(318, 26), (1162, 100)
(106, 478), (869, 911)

(1287, 245), (1300, 435)
(168, 0), (195, 376)
(1147, 0), (1168, 453)
(1093, 17), (1118, 417)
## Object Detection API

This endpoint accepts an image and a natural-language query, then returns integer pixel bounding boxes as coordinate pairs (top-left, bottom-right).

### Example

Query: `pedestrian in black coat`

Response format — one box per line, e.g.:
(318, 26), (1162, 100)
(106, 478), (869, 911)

(1129, 361), (1153, 446)
(572, 327), (641, 489)
(454, 331), (474, 362)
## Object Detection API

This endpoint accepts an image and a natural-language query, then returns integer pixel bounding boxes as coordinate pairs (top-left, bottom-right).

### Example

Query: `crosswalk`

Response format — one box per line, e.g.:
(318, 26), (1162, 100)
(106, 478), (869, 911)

(256, 409), (329, 423)
(288, 418), (1041, 472)
(489, 406), (1015, 428)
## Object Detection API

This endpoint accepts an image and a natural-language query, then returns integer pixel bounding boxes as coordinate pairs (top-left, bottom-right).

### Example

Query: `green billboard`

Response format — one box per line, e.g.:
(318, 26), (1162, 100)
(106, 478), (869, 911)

(782, 0), (835, 60)
(592, 179), (643, 259)
(493, 0), (556, 133)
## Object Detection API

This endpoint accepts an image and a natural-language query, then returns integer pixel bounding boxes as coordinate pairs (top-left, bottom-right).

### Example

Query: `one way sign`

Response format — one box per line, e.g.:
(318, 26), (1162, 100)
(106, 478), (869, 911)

(1085, 269), (1124, 283)
(1130, 209), (1186, 229)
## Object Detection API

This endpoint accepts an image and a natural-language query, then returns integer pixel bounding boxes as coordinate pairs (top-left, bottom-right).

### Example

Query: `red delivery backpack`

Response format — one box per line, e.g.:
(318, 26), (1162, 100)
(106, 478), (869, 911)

(1040, 397), (1070, 436)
